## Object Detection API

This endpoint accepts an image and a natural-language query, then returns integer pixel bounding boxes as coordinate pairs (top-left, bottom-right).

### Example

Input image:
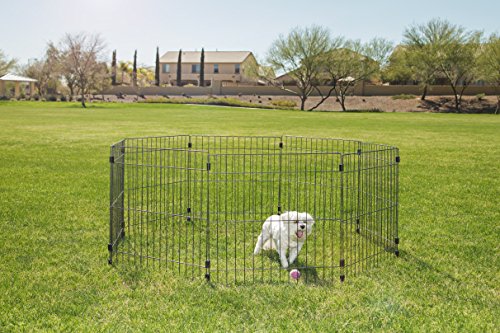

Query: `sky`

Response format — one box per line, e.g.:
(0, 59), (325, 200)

(1, 0), (499, 67)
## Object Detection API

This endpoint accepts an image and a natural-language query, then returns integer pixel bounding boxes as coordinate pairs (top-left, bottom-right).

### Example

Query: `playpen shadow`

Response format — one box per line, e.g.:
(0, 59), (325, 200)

(264, 251), (335, 286)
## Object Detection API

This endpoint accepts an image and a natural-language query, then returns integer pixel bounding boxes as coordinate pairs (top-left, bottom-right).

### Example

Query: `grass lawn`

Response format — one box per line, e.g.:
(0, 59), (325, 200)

(0, 101), (498, 331)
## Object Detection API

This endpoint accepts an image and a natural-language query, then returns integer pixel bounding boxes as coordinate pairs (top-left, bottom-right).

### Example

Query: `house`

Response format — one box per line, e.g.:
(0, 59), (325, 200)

(159, 51), (257, 85)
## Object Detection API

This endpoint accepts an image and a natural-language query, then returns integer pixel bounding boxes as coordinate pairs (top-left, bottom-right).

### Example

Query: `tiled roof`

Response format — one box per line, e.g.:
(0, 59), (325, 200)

(160, 51), (252, 64)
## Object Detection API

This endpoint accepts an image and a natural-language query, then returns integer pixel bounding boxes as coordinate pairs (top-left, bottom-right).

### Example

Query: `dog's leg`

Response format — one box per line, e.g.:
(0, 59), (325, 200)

(288, 246), (299, 266)
(279, 247), (289, 268)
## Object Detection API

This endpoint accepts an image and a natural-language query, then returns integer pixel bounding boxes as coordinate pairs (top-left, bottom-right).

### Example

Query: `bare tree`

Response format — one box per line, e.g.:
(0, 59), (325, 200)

(266, 26), (331, 110)
(59, 33), (108, 108)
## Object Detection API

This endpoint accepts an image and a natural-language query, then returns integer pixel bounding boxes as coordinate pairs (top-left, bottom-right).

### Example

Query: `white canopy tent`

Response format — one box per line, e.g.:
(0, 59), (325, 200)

(0, 73), (37, 97)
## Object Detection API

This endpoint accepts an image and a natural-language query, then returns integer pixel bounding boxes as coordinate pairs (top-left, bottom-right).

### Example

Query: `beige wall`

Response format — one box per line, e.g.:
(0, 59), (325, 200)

(103, 83), (499, 97)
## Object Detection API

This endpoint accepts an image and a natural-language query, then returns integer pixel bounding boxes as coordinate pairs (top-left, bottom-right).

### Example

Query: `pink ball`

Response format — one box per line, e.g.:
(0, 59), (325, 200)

(290, 269), (301, 280)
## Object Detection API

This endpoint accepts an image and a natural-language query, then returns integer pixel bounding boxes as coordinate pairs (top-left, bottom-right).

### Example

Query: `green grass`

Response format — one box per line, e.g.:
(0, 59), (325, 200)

(0, 101), (498, 332)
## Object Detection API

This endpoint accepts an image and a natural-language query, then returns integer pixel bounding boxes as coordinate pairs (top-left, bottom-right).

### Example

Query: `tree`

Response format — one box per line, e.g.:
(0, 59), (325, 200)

(479, 34), (500, 114)
(132, 50), (138, 87)
(0, 50), (17, 75)
(438, 32), (482, 111)
(59, 33), (108, 108)
(176, 49), (182, 86)
(118, 61), (132, 84)
(111, 50), (117, 85)
(382, 46), (414, 85)
(266, 26), (332, 110)
(155, 47), (160, 86)
(272, 26), (331, 110)
(200, 48), (205, 87)
(322, 38), (393, 111)
(22, 43), (60, 96)
(403, 19), (482, 109)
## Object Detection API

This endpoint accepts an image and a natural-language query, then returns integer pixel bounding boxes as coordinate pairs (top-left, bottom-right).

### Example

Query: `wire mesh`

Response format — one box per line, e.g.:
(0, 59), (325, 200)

(108, 135), (399, 284)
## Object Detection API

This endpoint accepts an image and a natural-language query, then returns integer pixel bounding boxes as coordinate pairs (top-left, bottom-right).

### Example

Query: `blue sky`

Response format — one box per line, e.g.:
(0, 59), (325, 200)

(1, 0), (499, 66)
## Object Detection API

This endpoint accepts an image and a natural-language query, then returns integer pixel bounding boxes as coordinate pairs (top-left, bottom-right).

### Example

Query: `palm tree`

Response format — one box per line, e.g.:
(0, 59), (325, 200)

(118, 61), (132, 85)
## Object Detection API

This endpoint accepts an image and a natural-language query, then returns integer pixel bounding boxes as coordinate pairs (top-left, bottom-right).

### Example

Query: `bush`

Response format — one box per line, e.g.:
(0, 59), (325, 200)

(60, 95), (67, 102)
(271, 100), (297, 108)
(46, 95), (58, 102)
(391, 94), (416, 100)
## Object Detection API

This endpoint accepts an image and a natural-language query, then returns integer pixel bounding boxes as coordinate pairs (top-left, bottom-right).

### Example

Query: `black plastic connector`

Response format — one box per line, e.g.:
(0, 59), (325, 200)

(396, 156), (400, 163)
(188, 142), (192, 148)
(340, 275), (345, 282)
(340, 258), (345, 267)
(109, 156), (114, 163)
(108, 243), (113, 252)
(339, 164), (344, 172)
(205, 260), (211, 269)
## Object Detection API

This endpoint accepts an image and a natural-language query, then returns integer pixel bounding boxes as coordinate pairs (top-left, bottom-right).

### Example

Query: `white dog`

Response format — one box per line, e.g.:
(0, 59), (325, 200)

(253, 211), (315, 268)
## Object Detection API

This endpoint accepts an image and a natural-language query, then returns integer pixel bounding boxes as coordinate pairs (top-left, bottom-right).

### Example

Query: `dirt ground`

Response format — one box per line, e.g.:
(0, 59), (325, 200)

(101, 94), (498, 113)
(236, 95), (499, 113)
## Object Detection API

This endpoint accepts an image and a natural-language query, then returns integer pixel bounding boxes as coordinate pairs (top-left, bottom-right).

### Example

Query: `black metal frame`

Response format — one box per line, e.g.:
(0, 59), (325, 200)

(109, 135), (399, 284)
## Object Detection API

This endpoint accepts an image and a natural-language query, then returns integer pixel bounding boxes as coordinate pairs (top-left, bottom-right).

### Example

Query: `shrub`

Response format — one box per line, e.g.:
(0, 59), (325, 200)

(391, 94), (416, 100)
(60, 95), (67, 102)
(271, 100), (297, 108)
(46, 95), (58, 102)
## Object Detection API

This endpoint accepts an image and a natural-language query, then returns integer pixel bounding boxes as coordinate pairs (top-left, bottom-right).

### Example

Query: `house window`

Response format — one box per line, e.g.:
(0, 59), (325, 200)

(192, 64), (200, 73)
(162, 64), (170, 73)
(235, 64), (240, 74)
(214, 64), (219, 74)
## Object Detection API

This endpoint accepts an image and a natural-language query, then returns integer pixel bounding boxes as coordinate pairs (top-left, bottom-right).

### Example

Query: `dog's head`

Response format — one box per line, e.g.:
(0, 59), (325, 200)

(281, 211), (315, 240)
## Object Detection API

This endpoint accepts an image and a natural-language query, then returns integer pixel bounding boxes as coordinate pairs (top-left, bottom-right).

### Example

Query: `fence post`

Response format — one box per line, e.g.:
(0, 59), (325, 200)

(339, 155), (345, 282)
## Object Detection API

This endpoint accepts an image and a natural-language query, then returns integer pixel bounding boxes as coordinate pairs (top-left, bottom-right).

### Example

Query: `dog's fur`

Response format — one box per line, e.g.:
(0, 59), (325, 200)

(253, 211), (315, 268)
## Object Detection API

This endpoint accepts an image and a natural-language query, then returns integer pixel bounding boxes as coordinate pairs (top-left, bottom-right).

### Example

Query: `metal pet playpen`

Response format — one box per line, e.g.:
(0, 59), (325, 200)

(108, 135), (400, 284)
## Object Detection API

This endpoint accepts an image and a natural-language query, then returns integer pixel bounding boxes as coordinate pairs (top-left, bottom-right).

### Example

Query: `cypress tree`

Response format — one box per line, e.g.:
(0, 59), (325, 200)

(111, 50), (117, 85)
(155, 47), (160, 86)
(200, 48), (205, 87)
(132, 50), (137, 87)
(176, 49), (182, 86)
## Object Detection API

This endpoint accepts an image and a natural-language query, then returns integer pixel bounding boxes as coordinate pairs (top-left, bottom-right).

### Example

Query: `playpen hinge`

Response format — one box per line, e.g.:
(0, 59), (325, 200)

(206, 162), (211, 171)
(357, 149), (362, 155)
(395, 237), (399, 245)
(339, 164), (344, 172)
(277, 206), (282, 214)
(108, 243), (113, 252)
(188, 142), (192, 148)
(109, 156), (114, 164)
(279, 142), (283, 149)
(356, 218), (360, 233)
(205, 260), (211, 269)
(340, 275), (345, 282)
(396, 156), (400, 163)
(205, 273), (211, 281)
(340, 259), (345, 267)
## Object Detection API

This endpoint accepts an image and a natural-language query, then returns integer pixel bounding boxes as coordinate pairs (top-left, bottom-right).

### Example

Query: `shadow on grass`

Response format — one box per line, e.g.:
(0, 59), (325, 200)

(397, 249), (460, 283)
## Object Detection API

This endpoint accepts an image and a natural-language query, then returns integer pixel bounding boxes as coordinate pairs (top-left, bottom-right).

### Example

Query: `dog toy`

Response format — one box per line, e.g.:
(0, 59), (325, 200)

(289, 269), (301, 280)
